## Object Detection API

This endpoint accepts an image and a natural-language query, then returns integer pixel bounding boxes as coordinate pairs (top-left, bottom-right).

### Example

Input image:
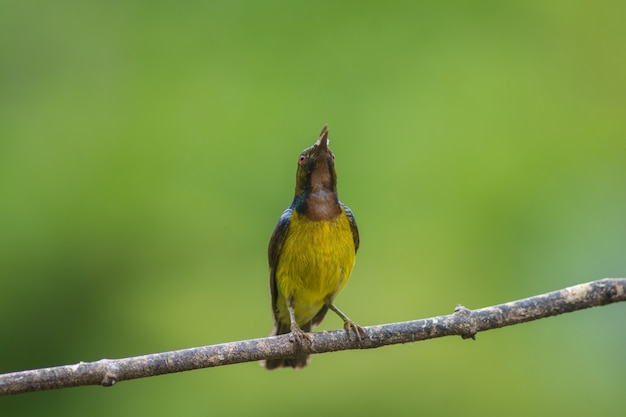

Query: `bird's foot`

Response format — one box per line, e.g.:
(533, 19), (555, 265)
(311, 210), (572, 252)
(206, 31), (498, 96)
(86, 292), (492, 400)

(343, 320), (367, 341)
(289, 323), (311, 349)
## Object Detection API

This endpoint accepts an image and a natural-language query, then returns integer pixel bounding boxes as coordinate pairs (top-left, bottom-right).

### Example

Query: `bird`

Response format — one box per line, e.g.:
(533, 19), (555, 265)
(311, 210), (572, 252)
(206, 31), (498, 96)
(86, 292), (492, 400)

(264, 125), (363, 370)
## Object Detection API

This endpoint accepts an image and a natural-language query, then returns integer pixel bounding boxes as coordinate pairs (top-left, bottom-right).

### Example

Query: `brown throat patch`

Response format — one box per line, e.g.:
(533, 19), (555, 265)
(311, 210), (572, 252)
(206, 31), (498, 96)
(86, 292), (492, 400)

(304, 190), (340, 221)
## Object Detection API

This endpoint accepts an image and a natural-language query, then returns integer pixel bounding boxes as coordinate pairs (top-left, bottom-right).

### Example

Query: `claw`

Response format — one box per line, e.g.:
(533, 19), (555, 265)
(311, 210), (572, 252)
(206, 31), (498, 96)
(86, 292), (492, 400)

(343, 320), (367, 341)
(289, 323), (311, 349)
(326, 302), (366, 342)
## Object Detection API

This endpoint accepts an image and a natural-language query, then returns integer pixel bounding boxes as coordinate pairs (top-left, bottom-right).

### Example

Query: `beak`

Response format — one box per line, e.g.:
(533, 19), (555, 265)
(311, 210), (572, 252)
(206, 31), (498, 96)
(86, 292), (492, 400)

(315, 125), (329, 149)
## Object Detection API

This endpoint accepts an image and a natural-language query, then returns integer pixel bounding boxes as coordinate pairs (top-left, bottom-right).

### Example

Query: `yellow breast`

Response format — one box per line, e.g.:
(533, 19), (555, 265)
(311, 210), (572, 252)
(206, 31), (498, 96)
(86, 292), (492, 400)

(274, 208), (356, 326)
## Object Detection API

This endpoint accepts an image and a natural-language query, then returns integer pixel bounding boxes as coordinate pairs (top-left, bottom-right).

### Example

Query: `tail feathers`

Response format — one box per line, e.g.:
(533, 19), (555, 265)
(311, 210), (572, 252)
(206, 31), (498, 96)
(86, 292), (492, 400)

(263, 321), (311, 370)
(264, 355), (309, 370)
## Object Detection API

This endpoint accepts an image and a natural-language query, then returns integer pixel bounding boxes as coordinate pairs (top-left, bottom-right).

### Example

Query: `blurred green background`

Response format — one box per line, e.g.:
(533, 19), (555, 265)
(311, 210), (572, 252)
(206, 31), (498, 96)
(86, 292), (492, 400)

(1, 0), (625, 415)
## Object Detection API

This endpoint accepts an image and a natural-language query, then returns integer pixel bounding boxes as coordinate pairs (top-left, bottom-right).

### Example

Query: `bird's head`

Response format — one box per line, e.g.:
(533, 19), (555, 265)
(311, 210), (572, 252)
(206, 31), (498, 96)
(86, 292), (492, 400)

(294, 125), (337, 199)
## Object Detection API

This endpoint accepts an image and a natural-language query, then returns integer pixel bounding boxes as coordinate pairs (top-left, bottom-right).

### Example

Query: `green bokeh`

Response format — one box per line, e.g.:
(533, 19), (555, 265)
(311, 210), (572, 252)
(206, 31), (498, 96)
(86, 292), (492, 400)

(1, 1), (625, 415)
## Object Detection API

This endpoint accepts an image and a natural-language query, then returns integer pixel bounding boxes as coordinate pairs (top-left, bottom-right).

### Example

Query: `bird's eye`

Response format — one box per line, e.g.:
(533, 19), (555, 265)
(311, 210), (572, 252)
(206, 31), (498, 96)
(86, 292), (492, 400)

(331, 153), (335, 161)
(298, 154), (306, 165)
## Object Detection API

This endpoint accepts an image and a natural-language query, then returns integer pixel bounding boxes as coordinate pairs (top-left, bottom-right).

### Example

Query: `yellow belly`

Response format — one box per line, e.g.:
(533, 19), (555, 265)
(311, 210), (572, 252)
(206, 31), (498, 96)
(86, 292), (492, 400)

(274, 209), (356, 327)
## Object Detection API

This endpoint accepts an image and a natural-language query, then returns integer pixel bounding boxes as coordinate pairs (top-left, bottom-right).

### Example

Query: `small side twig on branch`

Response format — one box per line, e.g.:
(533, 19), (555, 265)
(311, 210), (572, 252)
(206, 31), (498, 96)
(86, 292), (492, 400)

(1, 278), (624, 396)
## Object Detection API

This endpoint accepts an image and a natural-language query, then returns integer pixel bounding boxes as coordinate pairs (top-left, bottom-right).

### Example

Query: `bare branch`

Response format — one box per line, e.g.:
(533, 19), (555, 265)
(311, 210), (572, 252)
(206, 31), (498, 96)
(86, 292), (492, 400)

(1, 278), (624, 396)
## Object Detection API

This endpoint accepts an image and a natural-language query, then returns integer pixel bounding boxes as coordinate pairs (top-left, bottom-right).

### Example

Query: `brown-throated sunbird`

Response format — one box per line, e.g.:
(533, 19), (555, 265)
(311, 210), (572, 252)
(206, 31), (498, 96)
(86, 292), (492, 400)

(265, 125), (363, 370)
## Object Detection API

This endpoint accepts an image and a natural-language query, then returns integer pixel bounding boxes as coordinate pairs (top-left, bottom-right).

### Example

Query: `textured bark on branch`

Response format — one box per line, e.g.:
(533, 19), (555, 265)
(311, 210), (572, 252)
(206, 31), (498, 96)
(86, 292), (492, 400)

(1, 278), (624, 396)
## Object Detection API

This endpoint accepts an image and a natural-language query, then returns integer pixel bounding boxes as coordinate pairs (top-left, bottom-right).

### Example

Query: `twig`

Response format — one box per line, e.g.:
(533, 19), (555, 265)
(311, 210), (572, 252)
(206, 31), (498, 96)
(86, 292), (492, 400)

(1, 278), (624, 396)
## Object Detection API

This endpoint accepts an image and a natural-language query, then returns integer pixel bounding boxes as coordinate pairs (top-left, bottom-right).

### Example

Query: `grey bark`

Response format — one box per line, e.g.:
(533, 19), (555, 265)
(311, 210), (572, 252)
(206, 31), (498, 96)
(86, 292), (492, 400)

(1, 278), (624, 396)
